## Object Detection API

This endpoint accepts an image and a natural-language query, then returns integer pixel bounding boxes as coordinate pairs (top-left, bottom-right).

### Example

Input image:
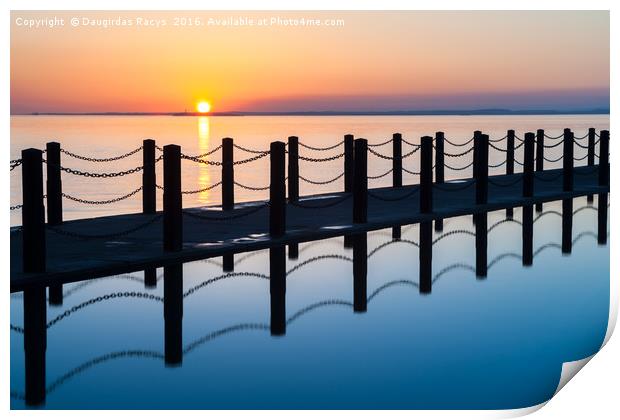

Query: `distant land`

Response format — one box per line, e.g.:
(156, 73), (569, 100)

(15, 108), (610, 116)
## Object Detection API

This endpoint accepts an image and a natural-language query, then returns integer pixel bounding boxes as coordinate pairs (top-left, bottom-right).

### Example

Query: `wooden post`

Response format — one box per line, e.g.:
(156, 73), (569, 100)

(598, 193), (608, 245)
(475, 134), (489, 205)
(420, 136), (433, 213)
(270, 141), (286, 237)
(142, 139), (156, 214)
(45, 142), (62, 225)
(269, 245), (286, 336)
(535, 130), (544, 212)
(475, 212), (488, 279)
(522, 205), (533, 266)
(419, 221), (432, 294)
(22, 148), (46, 273)
(392, 133), (402, 187)
(222, 138), (234, 211)
(434, 131), (445, 231)
(353, 233), (367, 312)
(344, 134), (354, 193)
(506, 130), (515, 218)
(163, 145), (182, 252)
(23, 285), (47, 406)
(288, 136), (299, 201)
(353, 139), (368, 223)
(587, 128), (595, 203)
(164, 263), (183, 366)
(562, 129), (574, 192)
(523, 132), (535, 198)
(599, 130), (609, 187)
(562, 199), (573, 254)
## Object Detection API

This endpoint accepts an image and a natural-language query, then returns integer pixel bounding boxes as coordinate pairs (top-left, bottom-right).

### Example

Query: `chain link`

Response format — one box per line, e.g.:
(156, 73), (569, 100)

(47, 214), (162, 239)
(367, 138), (393, 147)
(10, 159), (22, 171)
(445, 161), (474, 171)
(444, 136), (474, 147)
(44, 159), (146, 178)
(233, 144), (269, 154)
(183, 202), (269, 221)
(10, 204), (23, 211)
(443, 145), (475, 157)
(299, 172), (344, 185)
(573, 139), (589, 149)
(298, 152), (344, 162)
(182, 144), (223, 158)
(489, 143), (508, 152)
(298, 140), (345, 151)
(403, 167), (421, 175)
(542, 139), (563, 148)
(574, 153), (588, 161)
(368, 168), (393, 180)
(544, 133), (564, 140)
(234, 180), (270, 191)
(60, 146), (143, 162)
(402, 138), (421, 148)
(62, 186), (142, 205)
(488, 159), (507, 168)
(543, 155), (563, 163)
(489, 134), (508, 143)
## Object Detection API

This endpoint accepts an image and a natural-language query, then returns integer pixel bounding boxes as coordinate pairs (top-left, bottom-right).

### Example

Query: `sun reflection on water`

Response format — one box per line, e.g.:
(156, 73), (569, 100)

(197, 117), (211, 204)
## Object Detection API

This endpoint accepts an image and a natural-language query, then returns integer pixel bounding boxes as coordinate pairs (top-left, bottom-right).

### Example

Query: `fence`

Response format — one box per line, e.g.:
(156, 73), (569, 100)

(10, 128), (610, 274)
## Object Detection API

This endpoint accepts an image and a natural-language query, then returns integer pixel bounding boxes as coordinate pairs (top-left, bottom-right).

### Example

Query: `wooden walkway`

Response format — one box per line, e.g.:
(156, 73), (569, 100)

(10, 166), (607, 291)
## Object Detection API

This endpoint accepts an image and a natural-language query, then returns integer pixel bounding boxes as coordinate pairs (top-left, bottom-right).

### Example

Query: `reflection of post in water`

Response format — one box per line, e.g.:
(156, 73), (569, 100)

(223, 252), (234, 272)
(598, 194), (608, 245)
(288, 243), (299, 260)
(343, 235), (353, 249)
(269, 246), (286, 336)
(144, 267), (157, 289)
(24, 286), (46, 406)
(475, 212), (488, 279)
(164, 264), (183, 366)
(419, 221), (432, 294)
(352, 233), (367, 312)
(522, 205), (533, 266)
(48, 284), (63, 306)
(392, 226), (401, 240)
(562, 199), (573, 255)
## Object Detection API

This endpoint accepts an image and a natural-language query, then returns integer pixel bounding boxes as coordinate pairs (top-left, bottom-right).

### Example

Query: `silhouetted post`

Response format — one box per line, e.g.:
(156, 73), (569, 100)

(522, 205), (533, 266)
(288, 136), (299, 201)
(353, 233), (367, 312)
(144, 267), (157, 288)
(344, 134), (354, 193)
(288, 243), (299, 260)
(562, 199), (573, 255)
(142, 139), (156, 214)
(473, 131), (482, 181)
(587, 128), (595, 203)
(269, 245), (286, 336)
(420, 136), (433, 213)
(435, 132), (445, 231)
(419, 221), (432, 294)
(222, 138), (234, 211)
(392, 225), (401, 239)
(163, 145), (182, 252)
(475, 134), (489, 205)
(22, 148), (46, 273)
(599, 130), (609, 187)
(393, 133), (402, 187)
(523, 132), (535, 198)
(270, 141), (286, 237)
(343, 235), (353, 249)
(223, 253), (234, 272)
(562, 129), (574, 192)
(164, 264), (183, 366)
(353, 139), (368, 223)
(23, 286), (46, 406)
(506, 130), (515, 218)
(598, 193), (608, 245)
(45, 142), (62, 225)
(48, 285), (63, 306)
(475, 212), (488, 279)
(535, 130), (544, 212)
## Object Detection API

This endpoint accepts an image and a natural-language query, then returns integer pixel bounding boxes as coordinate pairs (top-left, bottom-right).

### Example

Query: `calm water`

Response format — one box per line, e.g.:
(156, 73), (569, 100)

(10, 114), (609, 225)
(10, 196), (610, 409)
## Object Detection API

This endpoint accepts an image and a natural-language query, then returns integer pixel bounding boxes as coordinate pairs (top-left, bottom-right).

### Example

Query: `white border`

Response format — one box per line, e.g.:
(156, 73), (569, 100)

(2, 1), (616, 418)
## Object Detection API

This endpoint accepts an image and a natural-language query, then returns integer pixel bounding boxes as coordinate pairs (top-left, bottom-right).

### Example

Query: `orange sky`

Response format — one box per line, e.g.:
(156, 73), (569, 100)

(10, 10), (609, 113)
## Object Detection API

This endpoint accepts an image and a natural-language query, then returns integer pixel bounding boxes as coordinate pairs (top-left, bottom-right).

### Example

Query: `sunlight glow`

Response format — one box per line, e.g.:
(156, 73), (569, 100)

(196, 101), (211, 113)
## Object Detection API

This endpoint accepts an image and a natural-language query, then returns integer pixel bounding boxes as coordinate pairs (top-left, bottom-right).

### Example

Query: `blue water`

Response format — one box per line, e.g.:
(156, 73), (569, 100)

(10, 196), (609, 409)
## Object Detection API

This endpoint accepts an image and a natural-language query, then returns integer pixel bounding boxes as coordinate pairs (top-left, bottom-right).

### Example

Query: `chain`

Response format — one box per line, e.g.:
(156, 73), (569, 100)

(233, 144), (269, 154)
(298, 152), (344, 162)
(489, 177), (522, 187)
(180, 154), (221, 166)
(289, 194), (352, 209)
(514, 158), (524, 166)
(433, 180), (476, 191)
(402, 138), (421, 148)
(298, 140), (344, 151)
(299, 172), (345, 185)
(10, 204), (23, 211)
(443, 146), (474, 157)
(367, 187), (420, 202)
(445, 161), (474, 171)
(432, 229), (476, 245)
(402, 145), (421, 157)
(403, 167), (420, 175)
(60, 146), (143, 162)
(234, 180), (270, 191)
(62, 186), (142, 205)
(367, 138), (393, 147)
(183, 202), (269, 221)
(444, 136), (474, 147)
(488, 159), (507, 168)
(543, 139), (563, 148)
(573, 133), (589, 140)
(183, 144), (223, 158)
(368, 168), (393, 180)
(574, 153), (588, 161)
(573, 139), (589, 149)
(286, 254), (353, 276)
(489, 143), (508, 153)
(543, 155), (563, 163)
(181, 181), (222, 195)
(544, 133), (564, 140)
(489, 134), (508, 143)
(44, 159), (144, 178)
(47, 214), (162, 239)
(10, 159), (22, 171)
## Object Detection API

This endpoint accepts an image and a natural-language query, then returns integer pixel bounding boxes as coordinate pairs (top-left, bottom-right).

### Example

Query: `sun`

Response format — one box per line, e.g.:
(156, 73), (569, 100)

(196, 101), (211, 113)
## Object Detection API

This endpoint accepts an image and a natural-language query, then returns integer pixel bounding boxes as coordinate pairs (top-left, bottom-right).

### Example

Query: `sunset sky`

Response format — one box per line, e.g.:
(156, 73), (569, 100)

(10, 10), (609, 114)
